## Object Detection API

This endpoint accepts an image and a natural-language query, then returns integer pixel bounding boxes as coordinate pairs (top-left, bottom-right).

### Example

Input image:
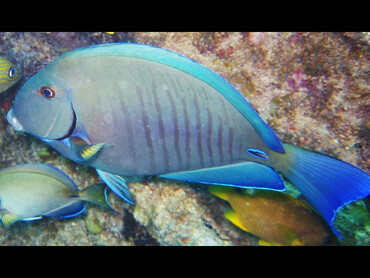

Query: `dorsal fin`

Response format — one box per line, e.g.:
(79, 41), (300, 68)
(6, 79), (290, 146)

(62, 43), (285, 153)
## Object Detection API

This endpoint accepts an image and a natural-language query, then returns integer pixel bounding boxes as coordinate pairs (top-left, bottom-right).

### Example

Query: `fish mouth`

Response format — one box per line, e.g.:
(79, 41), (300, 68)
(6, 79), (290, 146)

(7, 108), (24, 131)
(7, 107), (77, 141)
(54, 108), (77, 141)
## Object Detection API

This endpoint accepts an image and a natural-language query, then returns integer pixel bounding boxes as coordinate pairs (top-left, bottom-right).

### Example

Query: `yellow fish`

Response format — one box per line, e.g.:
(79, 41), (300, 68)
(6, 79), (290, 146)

(209, 185), (337, 246)
(0, 56), (21, 93)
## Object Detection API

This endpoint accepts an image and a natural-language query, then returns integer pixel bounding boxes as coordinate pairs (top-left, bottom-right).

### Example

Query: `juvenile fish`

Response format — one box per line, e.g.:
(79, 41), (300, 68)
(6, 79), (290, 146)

(0, 163), (112, 227)
(0, 56), (21, 93)
(209, 185), (336, 246)
(6, 43), (370, 236)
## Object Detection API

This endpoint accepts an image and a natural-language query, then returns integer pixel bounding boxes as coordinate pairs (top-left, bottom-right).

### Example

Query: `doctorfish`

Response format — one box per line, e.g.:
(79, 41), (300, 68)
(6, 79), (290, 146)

(0, 56), (21, 93)
(0, 163), (112, 227)
(209, 185), (336, 246)
(6, 43), (370, 236)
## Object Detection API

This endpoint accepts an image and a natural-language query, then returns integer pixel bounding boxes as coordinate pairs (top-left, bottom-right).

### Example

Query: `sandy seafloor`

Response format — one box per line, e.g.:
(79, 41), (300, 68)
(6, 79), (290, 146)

(0, 32), (368, 246)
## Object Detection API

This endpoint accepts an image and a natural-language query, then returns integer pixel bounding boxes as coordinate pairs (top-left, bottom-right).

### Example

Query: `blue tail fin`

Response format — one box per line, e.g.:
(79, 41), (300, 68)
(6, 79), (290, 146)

(275, 144), (370, 237)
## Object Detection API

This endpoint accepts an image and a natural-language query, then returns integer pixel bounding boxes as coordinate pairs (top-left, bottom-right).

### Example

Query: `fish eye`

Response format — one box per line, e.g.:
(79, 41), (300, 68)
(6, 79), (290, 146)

(40, 86), (55, 98)
(8, 67), (16, 79)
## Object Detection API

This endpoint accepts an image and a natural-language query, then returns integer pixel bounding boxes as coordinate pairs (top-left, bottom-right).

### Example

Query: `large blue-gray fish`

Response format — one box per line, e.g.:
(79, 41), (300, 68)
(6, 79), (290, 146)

(0, 56), (21, 93)
(6, 43), (370, 236)
(0, 163), (112, 227)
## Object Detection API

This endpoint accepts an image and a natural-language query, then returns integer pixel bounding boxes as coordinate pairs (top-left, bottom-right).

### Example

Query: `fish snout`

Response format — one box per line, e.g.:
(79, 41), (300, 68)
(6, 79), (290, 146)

(6, 108), (24, 131)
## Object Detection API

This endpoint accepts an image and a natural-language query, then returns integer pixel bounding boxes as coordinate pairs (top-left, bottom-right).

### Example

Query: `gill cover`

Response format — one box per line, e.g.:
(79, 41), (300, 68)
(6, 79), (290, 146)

(11, 71), (75, 140)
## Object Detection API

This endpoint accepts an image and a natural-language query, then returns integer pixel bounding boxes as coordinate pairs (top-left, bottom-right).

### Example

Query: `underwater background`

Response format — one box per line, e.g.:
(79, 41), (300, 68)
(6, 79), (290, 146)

(0, 32), (368, 246)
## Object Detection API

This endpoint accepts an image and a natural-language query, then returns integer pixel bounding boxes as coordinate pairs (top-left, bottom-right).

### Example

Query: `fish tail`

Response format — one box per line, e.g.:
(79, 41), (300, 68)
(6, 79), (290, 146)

(79, 183), (117, 212)
(271, 144), (370, 237)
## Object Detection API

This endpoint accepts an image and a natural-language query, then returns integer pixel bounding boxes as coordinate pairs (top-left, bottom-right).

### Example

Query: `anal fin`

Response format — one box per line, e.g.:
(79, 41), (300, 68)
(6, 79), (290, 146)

(160, 162), (285, 191)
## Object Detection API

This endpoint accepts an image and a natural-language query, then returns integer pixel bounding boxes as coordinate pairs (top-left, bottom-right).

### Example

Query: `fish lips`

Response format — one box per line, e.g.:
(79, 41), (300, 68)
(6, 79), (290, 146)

(7, 108), (24, 131)
(7, 106), (77, 141)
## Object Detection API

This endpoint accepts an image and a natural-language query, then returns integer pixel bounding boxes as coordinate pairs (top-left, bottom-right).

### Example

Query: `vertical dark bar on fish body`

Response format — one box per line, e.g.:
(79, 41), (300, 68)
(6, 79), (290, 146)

(219, 97), (232, 163)
(197, 85), (215, 167)
(152, 78), (170, 173)
(217, 115), (224, 165)
(193, 93), (205, 168)
(163, 86), (183, 170)
(206, 109), (214, 166)
(228, 126), (234, 163)
(181, 96), (191, 170)
(117, 86), (138, 170)
(137, 86), (156, 173)
(155, 69), (184, 172)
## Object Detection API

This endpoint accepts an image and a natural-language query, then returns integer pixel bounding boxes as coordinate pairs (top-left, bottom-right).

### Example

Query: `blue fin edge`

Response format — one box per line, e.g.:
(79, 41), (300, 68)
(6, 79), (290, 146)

(160, 162), (286, 192)
(44, 201), (85, 219)
(96, 169), (135, 205)
(281, 144), (370, 238)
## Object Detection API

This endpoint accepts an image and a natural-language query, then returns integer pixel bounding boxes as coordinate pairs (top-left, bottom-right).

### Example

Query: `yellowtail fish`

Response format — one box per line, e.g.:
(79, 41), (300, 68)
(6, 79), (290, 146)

(209, 185), (337, 246)
(0, 163), (113, 227)
(0, 56), (21, 93)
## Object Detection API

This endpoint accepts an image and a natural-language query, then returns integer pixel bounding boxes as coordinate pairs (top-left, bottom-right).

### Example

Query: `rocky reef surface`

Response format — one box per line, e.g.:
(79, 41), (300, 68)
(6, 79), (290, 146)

(0, 32), (368, 246)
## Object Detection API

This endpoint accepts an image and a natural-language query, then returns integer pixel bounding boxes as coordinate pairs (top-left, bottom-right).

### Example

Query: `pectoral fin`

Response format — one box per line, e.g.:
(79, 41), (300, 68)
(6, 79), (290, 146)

(70, 137), (111, 162)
